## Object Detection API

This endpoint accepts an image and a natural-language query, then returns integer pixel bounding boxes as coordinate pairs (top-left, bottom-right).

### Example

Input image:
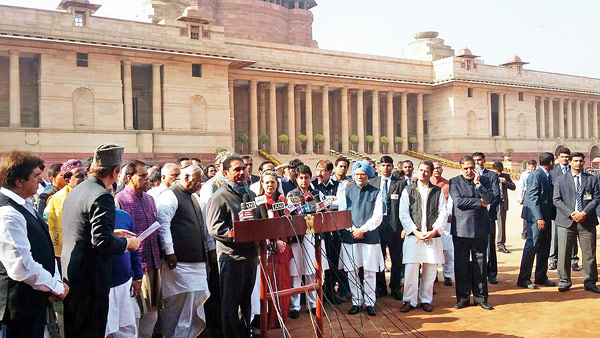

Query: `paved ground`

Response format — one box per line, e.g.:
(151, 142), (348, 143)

(266, 176), (600, 338)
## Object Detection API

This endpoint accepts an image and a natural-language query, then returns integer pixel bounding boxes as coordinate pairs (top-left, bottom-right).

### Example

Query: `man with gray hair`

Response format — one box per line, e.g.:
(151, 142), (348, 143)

(156, 165), (214, 337)
(147, 163), (180, 201)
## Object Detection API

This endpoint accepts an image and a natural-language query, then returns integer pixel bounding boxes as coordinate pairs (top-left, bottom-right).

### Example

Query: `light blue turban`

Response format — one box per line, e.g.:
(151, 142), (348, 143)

(352, 161), (374, 179)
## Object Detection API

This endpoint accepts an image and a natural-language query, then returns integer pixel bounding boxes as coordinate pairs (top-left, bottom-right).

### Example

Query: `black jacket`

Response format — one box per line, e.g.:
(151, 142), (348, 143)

(553, 171), (600, 228)
(449, 175), (494, 238)
(368, 175), (406, 232)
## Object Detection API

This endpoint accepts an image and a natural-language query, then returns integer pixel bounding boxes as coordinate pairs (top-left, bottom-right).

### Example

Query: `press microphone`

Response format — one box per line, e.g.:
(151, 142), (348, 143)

(271, 192), (286, 216)
(239, 194), (255, 221)
(312, 190), (326, 211)
(303, 193), (316, 213)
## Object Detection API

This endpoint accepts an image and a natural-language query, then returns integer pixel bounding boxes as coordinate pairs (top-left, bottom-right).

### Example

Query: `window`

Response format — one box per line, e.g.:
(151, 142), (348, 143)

(467, 88), (473, 97)
(202, 28), (210, 39)
(76, 53), (88, 67)
(518, 92), (524, 101)
(190, 25), (200, 40)
(192, 64), (202, 77)
(423, 120), (428, 135)
(74, 11), (85, 27)
(180, 28), (187, 36)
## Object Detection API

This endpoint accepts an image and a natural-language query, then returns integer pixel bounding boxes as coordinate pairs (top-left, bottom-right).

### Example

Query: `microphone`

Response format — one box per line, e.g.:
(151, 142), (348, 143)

(311, 190), (325, 211)
(239, 194), (255, 221)
(303, 192), (316, 214)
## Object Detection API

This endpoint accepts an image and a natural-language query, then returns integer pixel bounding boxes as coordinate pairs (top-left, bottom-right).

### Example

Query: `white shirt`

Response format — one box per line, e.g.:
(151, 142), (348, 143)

(338, 186), (384, 233)
(517, 170), (531, 203)
(147, 184), (168, 202)
(0, 188), (64, 295)
(156, 189), (216, 256)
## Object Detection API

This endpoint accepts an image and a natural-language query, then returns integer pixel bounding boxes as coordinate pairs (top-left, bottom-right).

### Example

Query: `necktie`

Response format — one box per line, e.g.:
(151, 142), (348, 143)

(575, 175), (582, 212)
(563, 166), (567, 175)
(382, 178), (388, 215)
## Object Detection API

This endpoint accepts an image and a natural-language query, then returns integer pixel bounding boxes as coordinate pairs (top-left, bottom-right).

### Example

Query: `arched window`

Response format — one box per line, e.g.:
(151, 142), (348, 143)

(72, 87), (94, 128)
(518, 113), (526, 138)
(190, 95), (207, 131)
(466, 111), (476, 137)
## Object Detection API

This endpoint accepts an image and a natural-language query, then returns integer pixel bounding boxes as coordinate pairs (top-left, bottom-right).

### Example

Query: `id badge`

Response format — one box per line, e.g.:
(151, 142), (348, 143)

(390, 194), (399, 200)
(583, 193), (592, 200)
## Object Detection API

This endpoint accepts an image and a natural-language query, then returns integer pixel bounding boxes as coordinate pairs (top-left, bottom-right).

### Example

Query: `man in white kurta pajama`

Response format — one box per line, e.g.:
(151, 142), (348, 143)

(339, 161), (384, 316)
(399, 161), (447, 312)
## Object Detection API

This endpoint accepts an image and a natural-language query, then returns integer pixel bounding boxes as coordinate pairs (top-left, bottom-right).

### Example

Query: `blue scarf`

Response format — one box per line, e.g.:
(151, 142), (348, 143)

(224, 177), (250, 197)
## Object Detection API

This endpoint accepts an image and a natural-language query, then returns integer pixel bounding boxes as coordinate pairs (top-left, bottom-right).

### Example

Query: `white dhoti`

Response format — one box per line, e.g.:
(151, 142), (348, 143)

(161, 261), (210, 338)
(105, 278), (138, 338)
(339, 242), (385, 307)
(289, 234), (329, 311)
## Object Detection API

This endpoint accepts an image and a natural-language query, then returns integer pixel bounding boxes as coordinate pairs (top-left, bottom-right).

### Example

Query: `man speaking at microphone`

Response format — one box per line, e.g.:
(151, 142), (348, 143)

(207, 156), (259, 338)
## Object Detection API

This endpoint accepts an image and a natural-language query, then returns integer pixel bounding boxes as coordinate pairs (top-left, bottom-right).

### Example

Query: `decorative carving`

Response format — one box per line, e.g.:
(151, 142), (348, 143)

(304, 214), (315, 235)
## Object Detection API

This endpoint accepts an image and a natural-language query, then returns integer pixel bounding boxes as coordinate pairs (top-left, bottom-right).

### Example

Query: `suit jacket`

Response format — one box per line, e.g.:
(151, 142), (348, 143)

(553, 171), (600, 228)
(521, 167), (556, 223)
(498, 172), (516, 211)
(449, 175), (494, 238)
(550, 163), (570, 184)
(481, 169), (500, 220)
(368, 175), (406, 232)
(250, 174), (260, 185)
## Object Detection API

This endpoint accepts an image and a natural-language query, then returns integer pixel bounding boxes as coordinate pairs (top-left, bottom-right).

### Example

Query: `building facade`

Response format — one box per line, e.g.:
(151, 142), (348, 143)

(1, 0), (599, 161)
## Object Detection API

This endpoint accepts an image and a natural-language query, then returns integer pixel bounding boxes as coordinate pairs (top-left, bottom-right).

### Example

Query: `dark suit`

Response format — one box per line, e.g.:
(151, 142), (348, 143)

(369, 175), (406, 295)
(553, 172), (599, 289)
(480, 169), (500, 279)
(449, 175), (493, 304)
(496, 173), (516, 246)
(250, 174), (260, 184)
(517, 167), (554, 285)
(549, 164), (578, 265)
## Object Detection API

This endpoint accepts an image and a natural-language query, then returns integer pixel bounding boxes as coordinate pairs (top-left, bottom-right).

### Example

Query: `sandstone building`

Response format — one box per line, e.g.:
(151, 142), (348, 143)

(1, 0), (599, 161)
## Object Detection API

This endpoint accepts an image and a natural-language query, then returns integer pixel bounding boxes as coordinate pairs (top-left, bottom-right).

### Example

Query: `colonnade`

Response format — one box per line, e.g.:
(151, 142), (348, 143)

(537, 97), (600, 139)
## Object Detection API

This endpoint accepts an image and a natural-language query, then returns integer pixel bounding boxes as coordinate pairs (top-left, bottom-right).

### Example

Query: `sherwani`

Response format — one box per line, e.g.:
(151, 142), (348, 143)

(400, 182), (447, 307)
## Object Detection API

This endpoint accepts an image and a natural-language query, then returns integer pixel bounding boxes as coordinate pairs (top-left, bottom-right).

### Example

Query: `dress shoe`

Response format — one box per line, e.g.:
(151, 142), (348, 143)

(310, 307), (317, 315)
(498, 245), (510, 254)
(391, 290), (403, 300)
(454, 299), (470, 309)
(534, 279), (557, 287)
(421, 303), (433, 312)
(444, 277), (453, 286)
(325, 293), (342, 304)
(558, 285), (570, 292)
(488, 276), (498, 284)
(365, 306), (377, 316)
(288, 309), (299, 319)
(400, 302), (415, 313)
(375, 288), (388, 298)
(572, 262), (581, 271)
(585, 286), (600, 293)
(517, 280), (538, 289)
(348, 305), (362, 315)
(521, 233), (527, 240)
(548, 261), (557, 270)
(477, 302), (494, 310)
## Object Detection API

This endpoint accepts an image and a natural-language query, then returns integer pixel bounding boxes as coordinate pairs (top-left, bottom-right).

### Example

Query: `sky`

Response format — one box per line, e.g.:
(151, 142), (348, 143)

(2, 0), (599, 78)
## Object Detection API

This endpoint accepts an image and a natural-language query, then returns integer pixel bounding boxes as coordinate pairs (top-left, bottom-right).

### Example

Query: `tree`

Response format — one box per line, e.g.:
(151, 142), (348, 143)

(380, 136), (389, 153)
(408, 136), (418, 151)
(365, 135), (374, 153)
(314, 134), (325, 152)
(349, 135), (359, 151)
(278, 134), (289, 153)
(237, 133), (248, 153)
(259, 134), (270, 150)
(298, 134), (307, 152)
(394, 136), (403, 153)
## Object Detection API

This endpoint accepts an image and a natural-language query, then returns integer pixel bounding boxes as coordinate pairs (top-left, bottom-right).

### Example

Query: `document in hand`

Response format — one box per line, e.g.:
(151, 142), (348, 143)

(138, 221), (161, 241)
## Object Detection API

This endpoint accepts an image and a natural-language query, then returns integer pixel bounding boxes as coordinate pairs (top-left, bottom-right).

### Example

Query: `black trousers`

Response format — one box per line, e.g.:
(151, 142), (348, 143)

(1, 305), (46, 338)
(323, 230), (350, 297)
(487, 218), (498, 278)
(518, 220), (551, 283)
(376, 224), (403, 293)
(453, 236), (488, 303)
(63, 285), (109, 338)
(199, 258), (223, 338)
(219, 258), (257, 338)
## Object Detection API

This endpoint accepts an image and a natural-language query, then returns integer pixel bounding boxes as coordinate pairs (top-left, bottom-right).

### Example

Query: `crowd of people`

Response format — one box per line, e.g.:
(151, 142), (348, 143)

(0, 143), (597, 338)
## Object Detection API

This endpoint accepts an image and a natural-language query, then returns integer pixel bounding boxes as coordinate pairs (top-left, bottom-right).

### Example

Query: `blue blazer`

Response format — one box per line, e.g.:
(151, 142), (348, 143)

(449, 175), (494, 238)
(521, 167), (555, 223)
(553, 172), (600, 228)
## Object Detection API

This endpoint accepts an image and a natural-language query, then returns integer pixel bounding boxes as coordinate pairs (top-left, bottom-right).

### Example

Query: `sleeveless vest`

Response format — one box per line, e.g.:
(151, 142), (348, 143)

(405, 182), (441, 235)
(169, 185), (207, 263)
(342, 184), (381, 244)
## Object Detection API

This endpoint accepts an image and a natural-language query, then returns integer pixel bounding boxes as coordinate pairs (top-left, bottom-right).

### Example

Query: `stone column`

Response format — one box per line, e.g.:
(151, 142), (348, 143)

(401, 92), (408, 152)
(341, 87), (349, 153)
(372, 90), (380, 153)
(229, 79), (235, 150)
(547, 97), (554, 138)
(269, 82), (278, 153)
(8, 50), (20, 128)
(294, 87), (301, 151)
(566, 99), (573, 139)
(287, 83), (296, 154)
(322, 85), (330, 152)
(558, 98), (565, 138)
(539, 97), (546, 138)
(593, 102), (598, 139)
(305, 84), (313, 154)
(249, 80), (259, 153)
(583, 100), (589, 139)
(259, 84), (267, 137)
(575, 99), (581, 139)
(416, 93), (424, 153)
(123, 61), (133, 130)
(152, 64), (162, 131)
(386, 91), (394, 149)
(356, 89), (365, 153)
(498, 93), (504, 137)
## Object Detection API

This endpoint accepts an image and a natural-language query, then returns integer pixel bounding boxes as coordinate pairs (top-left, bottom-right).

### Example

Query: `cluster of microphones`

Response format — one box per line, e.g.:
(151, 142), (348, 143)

(238, 191), (334, 221)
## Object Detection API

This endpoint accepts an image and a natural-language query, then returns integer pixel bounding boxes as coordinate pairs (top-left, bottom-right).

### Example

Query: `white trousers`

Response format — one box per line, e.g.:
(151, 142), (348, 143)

(290, 274), (316, 310)
(403, 263), (437, 307)
(105, 278), (138, 338)
(441, 232), (454, 278)
(348, 269), (376, 307)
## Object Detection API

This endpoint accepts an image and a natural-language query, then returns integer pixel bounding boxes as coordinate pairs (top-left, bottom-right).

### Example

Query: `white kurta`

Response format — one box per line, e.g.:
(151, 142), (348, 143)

(399, 183), (447, 264)
(289, 234), (329, 276)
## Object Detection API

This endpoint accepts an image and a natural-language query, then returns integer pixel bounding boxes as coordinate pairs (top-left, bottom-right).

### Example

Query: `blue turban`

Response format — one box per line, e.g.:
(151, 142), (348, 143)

(352, 161), (374, 179)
